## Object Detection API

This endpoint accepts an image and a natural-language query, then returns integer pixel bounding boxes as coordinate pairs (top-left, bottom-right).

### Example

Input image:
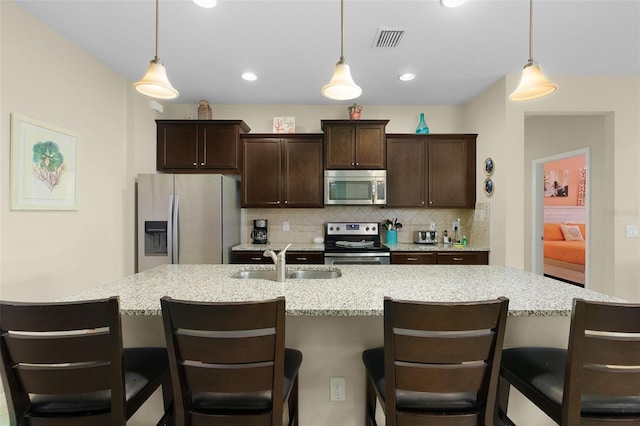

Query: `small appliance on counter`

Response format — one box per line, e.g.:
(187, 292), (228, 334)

(251, 219), (268, 244)
(414, 230), (438, 244)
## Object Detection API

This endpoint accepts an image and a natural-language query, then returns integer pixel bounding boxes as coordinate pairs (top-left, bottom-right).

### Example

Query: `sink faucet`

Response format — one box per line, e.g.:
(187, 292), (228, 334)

(264, 243), (292, 282)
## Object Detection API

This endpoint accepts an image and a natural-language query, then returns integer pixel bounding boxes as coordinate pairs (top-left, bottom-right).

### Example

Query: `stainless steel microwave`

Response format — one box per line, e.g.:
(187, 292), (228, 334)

(324, 170), (387, 205)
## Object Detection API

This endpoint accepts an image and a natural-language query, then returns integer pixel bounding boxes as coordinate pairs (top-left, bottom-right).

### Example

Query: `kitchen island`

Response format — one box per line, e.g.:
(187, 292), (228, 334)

(69, 264), (621, 426)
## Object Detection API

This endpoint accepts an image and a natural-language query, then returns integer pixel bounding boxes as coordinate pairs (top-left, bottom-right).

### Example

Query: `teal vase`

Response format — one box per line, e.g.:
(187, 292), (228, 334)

(416, 113), (430, 134)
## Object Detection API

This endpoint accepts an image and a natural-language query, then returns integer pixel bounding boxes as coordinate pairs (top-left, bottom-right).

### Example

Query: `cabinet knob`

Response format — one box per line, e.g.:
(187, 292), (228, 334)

(284, 200), (288, 204)
(407, 257), (418, 261)
(429, 201), (433, 205)
(356, 162), (359, 166)
(200, 162), (204, 166)
(452, 257), (463, 261)
(192, 162), (197, 166)
(421, 201), (425, 205)
(351, 162), (355, 166)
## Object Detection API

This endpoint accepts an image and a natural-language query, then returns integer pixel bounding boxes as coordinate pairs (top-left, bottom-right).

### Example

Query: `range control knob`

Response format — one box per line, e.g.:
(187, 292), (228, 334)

(365, 226), (370, 231)
(372, 226), (376, 232)
(329, 226), (334, 231)
(336, 226), (341, 231)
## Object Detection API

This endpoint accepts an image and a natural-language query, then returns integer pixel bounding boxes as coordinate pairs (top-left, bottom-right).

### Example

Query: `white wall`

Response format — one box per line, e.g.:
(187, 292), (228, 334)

(0, 1), (134, 300)
(465, 74), (640, 301)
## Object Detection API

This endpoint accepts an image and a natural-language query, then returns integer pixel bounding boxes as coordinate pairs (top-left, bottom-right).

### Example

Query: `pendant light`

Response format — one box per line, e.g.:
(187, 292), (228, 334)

(509, 0), (557, 101)
(321, 0), (362, 100)
(134, 0), (179, 99)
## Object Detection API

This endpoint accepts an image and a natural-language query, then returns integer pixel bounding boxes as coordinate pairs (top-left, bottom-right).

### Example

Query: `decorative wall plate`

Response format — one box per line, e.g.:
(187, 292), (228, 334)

(484, 178), (494, 196)
(484, 157), (494, 176)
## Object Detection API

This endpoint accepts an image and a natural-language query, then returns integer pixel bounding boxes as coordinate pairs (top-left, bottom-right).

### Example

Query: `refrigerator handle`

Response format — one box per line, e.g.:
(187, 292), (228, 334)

(173, 194), (180, 264)
(167, 195), (174, 264)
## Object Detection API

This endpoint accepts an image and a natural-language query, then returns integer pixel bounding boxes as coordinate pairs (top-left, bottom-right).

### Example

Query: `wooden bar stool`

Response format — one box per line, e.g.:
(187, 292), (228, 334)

(160, 296), (302, 426)
(362, 296), (509, 426)
(0, 297), (173, 426)
(499, 298), (640, 425)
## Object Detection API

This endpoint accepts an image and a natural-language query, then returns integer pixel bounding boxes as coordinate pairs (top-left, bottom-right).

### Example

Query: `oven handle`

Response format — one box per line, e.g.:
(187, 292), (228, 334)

(324, 252), (390, 258)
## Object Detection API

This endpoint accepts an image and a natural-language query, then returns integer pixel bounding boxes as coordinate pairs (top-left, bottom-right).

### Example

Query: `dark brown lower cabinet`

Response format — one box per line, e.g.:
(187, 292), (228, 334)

(392, 251), (488, 265)
(232, 251), (324, 265)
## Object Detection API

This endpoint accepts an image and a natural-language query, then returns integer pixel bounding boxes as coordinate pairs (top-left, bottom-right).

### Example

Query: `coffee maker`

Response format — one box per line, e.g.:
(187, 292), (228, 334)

(251, 219), (268, 244)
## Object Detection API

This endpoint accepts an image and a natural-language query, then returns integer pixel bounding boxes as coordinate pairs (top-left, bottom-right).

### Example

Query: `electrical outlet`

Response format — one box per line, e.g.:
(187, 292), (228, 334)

(283, 221), (289, 231)
(330, 376), (345, 401)
(626, 225), (639, 238)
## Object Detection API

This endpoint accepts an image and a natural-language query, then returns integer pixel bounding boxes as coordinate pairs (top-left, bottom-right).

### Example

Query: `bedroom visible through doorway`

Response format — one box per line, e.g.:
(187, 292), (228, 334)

(538, 152), (588, 287)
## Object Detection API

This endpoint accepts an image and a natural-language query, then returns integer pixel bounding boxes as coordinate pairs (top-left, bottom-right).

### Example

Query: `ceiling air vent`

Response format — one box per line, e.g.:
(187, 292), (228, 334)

(372, 28), (405, 49)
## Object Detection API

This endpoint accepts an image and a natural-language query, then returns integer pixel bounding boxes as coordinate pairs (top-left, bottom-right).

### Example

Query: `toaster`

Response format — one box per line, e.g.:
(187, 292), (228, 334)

(414, 230), (438, 244)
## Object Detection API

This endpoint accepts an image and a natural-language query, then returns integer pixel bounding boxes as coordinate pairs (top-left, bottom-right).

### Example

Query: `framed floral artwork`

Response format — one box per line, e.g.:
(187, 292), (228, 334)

(10, 113), (77, 210)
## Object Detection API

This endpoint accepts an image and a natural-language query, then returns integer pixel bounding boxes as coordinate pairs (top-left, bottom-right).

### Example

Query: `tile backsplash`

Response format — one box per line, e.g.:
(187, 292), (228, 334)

(244, 203), (490, 246)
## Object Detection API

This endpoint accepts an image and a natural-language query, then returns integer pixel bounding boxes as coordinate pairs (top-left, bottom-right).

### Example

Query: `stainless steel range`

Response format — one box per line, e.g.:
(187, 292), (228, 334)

(324, 222), (391, 265)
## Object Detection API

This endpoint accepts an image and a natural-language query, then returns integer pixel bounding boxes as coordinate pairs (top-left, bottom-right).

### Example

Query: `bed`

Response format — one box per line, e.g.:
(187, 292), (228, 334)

(543, 222), (586, 286)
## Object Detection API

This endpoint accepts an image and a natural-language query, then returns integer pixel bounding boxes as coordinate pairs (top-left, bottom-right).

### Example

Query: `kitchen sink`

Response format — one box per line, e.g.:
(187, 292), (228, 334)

(231, 269), (341, 280)
(287, 270), (342, 279)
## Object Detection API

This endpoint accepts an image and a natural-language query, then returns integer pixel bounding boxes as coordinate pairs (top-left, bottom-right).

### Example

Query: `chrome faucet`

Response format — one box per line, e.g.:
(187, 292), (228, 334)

(264, 243), (292, 282)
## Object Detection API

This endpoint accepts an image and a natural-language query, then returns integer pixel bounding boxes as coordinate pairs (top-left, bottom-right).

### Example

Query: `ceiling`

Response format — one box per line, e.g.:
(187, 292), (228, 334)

(14, 0), (640, 105)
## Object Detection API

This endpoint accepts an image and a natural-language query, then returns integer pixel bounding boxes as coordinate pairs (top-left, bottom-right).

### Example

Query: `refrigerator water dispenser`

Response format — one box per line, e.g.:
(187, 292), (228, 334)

(144, 221), (168, 256)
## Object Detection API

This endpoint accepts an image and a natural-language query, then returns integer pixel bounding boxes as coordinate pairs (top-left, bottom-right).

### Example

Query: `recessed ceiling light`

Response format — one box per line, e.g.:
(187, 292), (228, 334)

(398, 73), (416, 82)
(440, 0), (466, 7)
(193, 0), (217, 8)
(241, 72), (258, 81)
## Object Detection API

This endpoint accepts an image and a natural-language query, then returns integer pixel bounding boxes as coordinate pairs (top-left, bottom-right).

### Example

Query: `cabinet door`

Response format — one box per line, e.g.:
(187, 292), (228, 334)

(324, 125), (355, 169)
(233, 251), (272, 264)
(355, 125), (386, 169)
(157, 123), (199, 170)
(427, 136), (476, 208)
(391, 252), (436, 264)
(200, 123), (242, 172)
(242, 138), (282, 208)
(283, 137), (324, 208)
(436, 251), (488, 265)
(386, 137), (426, 207)
(286, 251), (324, 264)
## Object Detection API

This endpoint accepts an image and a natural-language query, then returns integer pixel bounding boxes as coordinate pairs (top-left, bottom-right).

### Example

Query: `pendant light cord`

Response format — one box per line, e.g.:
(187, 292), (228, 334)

(339, 0), (345, 61)
(154, 0), (160, 60)
(528, 0), (533, 62)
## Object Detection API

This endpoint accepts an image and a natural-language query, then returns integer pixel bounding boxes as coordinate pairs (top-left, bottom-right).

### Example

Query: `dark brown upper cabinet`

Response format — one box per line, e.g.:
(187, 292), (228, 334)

(321, 120), (389, 169)
(386, 134), (476, 208)
(156, 120), (250, 173)
(241, 135), (324, 208)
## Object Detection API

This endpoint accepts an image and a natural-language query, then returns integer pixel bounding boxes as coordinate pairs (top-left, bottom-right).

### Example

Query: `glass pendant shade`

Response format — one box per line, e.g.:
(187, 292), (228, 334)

(134, 58), (179, 99)
(322, 59), (362, 100)
(509, 60), (557, 101)
(193, 0), (217, 8)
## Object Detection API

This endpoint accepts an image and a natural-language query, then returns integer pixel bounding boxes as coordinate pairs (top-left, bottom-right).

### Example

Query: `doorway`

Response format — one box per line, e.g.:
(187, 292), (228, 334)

(532, 149), (590, 287)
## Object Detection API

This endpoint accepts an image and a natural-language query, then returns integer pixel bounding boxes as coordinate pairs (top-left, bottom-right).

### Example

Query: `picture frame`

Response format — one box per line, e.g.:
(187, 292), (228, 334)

(484, 177), (494, 196)
(484, 157), (494, 176)
(272, 116), (295, 134)
(10, 113), (77, 210)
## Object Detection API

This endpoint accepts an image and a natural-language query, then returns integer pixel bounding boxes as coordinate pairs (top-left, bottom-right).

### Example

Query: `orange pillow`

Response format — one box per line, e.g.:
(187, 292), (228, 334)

(544, 223), (564, 241)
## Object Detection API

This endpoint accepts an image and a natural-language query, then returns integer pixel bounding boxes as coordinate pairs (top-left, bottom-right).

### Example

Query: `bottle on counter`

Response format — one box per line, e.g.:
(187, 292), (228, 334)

(462, 235), (467, 246)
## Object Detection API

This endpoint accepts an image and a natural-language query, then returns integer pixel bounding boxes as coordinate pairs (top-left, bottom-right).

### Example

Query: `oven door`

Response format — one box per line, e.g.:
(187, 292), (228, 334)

(324, 170), (386, 205)
(324, 252), (390, 265)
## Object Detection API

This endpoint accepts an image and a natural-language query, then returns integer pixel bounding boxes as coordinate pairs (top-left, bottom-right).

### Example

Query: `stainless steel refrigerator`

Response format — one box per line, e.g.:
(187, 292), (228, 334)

(136, 174), (240, 272)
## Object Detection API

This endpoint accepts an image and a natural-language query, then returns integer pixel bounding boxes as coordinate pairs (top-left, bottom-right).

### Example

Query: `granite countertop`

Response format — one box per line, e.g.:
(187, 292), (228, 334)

(231, 242), (489, 252)
(67, 264), (620, 317)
